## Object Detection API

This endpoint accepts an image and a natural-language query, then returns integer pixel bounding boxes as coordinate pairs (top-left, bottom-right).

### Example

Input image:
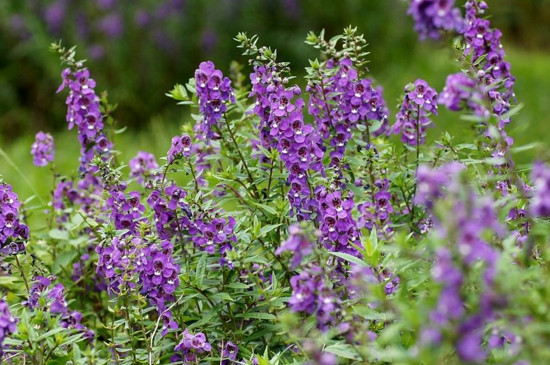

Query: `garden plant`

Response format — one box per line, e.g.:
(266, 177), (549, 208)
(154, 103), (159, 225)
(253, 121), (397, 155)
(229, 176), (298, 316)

(1, 0), (548, 364)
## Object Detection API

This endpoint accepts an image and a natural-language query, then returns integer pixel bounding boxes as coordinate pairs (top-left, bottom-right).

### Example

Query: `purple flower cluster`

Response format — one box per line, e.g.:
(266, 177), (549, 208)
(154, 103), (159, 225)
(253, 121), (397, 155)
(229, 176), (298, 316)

(139, 240), (180, 318)
(129, 151), (159, 186)
(417, 164), (502, 363)
(57, 66), (112, 172)
(315, 185), (360, 255)
(407, 0), (465, 40)
(392, 79), (438, 146)
(52, 177), (102, 223)
(171, 329), (212, 364)
(415, 162), (465, 209)
(0, 299), (17, 356)
(168, 134), (193, 163)
(249, 64), (324, 218)
(357, 178), (394, 237)
(218, 341), (239, 365)
(275, 224), (315, 270)
(0, 182), (29, 255)
(96, 236), (145, 294)
(438, 72), (489, 118)
(191, 216), (236, 266)
(307, 58), (389, 166)
(27, 276), (93, 340)
(195, 61), (235, 139)
(530, 162), (550, 217)
(464, 0), (515, 125)
(30, 131), (55, 167)
(106, 186), (147, 236)
(148, 184), (192, 242)
(289, 265), (339, 330)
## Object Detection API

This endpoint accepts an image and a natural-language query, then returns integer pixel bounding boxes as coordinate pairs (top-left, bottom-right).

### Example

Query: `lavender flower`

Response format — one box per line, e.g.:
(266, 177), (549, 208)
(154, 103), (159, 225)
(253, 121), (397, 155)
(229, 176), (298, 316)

(275, 224), (315, 270)
(195, 61), (235, 139)
(392, 79), (438, 146)
(172, 329), (212, 363)
(218, 341), (239, 365)
(168, 134), (193, 163)
(129, 151), (159, 186)
(438, 72), (489, 118)
(289, 265), (340, 330)
(407, 0), (465, 40)
(463, 0), (515, 126)
(0, 182), (29, 255)
(530, 162), (550, 217)
(31, 132), (55, 167)
(307, 58), (389, 166)
(192, 216), (237, 266)
(315, 184), (360, 255)
(26, 276), (93, 340)
(57, 66), (112, 173)
(0, 299), (17, 356)
(249, 63), (324, 218)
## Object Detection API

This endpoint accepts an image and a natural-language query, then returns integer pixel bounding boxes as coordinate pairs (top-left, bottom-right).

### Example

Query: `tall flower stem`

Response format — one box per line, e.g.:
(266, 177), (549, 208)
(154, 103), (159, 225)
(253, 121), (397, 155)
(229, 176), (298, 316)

(223, 114), (260, 200)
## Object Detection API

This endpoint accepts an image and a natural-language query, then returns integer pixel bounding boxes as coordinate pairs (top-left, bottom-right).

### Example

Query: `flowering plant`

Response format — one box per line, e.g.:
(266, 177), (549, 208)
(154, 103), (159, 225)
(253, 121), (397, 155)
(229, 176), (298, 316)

(1, 1), (549, 364)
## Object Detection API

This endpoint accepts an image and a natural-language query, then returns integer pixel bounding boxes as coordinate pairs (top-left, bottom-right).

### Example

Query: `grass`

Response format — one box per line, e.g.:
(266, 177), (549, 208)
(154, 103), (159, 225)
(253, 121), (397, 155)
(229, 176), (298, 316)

(1, 43), (549, 204)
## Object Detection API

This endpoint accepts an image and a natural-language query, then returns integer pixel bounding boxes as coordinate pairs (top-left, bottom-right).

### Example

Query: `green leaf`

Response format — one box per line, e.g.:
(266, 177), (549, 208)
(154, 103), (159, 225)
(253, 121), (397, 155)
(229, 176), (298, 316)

(195, 252), (207, 287)
(48, 229), (69, 241)
(324, 344), (361, 360)
(259, 224), (282, 237)
(328, 252), (367, 267)
(240, 312), (277, 320)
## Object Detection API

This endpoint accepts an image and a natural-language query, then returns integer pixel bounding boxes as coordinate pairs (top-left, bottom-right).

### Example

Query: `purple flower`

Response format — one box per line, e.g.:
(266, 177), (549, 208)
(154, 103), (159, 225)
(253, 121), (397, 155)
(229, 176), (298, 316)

(173, 329), (212, 362)
(26, 276), (93, 340)
(307, 58), (390, 166)
(407, 0), (465, 40)
(168, 134), (193, 163)
(531, 162), (550, 217)
(0, 299), (17, 355)
(0, 182), (29, 255)
(249, 63), (324, 218)
(275, 225), (315, 270)
(194, 61), (235, 139)
(392, 79), (438, 146)
(57, 66), (112, 174)
(218, 341), (239, 365)
(438, 72), (489, 118)
(129, 151), (159, 186)
(31, 131), (55, 167)
(463, 0), (515, 126)
(289, 265), (339, 330)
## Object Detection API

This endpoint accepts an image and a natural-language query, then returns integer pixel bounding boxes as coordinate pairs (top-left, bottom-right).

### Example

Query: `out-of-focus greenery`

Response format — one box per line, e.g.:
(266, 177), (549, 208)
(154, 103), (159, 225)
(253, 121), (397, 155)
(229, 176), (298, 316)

(1, 0), (549, 138)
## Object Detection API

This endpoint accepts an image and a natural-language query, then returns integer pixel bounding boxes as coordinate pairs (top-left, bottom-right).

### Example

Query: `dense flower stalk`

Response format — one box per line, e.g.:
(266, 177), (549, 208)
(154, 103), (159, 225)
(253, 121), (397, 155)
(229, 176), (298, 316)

(30, 132), (55, 167)
(289, 265), (340, 330)
(392, 79), (438, 146)
(464, 0), (515, 126)
(307, 58), (389, 166)
(0, 182), (29, 255)
(407, 0), (465, 40)
(416, 163), (502, 363)
(57, 66), (112, 173)
(194, 61), (235, 139)
(249, 64), (324, 218)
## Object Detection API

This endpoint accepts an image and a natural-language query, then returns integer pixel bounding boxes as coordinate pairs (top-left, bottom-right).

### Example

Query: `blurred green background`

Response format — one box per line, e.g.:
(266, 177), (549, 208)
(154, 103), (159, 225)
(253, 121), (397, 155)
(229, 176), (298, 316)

(1, 0), (550, 199)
